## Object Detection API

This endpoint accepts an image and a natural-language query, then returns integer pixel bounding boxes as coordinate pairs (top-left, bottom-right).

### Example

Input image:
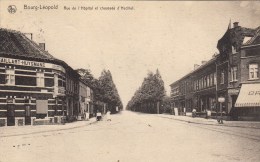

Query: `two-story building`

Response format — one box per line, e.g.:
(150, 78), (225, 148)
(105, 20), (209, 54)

(170, 58), (217, 114)
(79, 79), (94, 120)
(0, 28), (80, 126)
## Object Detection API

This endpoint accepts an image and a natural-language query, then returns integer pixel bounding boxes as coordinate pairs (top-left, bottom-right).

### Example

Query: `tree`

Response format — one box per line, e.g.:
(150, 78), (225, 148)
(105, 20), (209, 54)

(98, 70), (123, 113)
(76, 68), (94, 85)
(126, 69), (166, 113)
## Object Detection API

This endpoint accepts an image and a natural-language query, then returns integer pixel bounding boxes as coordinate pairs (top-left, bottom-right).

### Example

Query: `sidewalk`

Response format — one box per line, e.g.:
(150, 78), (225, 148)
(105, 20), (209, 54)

(157, 114), (260, 129)
(0, 117), (97, 138)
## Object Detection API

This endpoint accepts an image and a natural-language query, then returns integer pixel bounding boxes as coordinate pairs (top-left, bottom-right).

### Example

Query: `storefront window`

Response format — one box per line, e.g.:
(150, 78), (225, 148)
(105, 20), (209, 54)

(249, 64), (258, 79)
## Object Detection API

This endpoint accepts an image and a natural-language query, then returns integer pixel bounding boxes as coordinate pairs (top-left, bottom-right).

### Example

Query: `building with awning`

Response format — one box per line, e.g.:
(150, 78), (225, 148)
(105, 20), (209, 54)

(170, 21), (260, 120)
(235, 84), (260, 107)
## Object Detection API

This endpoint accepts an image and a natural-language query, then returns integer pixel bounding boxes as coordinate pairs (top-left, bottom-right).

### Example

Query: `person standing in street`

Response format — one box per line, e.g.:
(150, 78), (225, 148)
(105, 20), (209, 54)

(106, 110), (111, 121)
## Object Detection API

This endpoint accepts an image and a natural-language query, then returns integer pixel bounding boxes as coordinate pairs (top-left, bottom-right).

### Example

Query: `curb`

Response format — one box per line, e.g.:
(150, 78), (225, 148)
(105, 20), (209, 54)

(0, 120), (97, 138)
(158, 116), (260, 129)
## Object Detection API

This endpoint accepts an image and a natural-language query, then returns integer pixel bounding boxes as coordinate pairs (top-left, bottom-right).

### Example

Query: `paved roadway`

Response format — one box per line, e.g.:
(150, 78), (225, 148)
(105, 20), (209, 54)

(1, 111), (260, 162)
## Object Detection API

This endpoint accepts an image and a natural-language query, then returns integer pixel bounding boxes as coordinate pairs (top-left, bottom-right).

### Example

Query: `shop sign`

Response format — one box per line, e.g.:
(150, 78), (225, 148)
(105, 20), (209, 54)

(218, 97), (225, 103)
(228, 89), (239, 95)
(248, 91), (260, 95)
(0, 57), (65, 73)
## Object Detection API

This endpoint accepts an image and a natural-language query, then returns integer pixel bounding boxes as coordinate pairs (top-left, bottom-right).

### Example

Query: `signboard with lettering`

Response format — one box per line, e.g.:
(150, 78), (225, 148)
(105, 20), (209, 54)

(0, 57), (65, 73)
(248, 91), (260, 95)
(228, 89), (239, 95)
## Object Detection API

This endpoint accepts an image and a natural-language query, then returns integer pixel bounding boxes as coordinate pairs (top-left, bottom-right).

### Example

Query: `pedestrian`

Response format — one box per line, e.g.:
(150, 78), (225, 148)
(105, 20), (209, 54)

(192, 108), (196, 118)
(84, 110), (89, 121)
(106, 110), (111, 121)
(96, 110), (102, 121)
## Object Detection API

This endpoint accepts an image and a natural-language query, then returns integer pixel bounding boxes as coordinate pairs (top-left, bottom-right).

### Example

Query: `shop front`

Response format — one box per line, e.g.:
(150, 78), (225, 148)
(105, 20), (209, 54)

(235, 83), (260, 120)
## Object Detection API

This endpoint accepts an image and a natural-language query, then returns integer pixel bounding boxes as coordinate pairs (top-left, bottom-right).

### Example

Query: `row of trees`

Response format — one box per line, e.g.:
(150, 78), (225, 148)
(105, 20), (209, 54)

(77, 68), (123, 113)
(126, 69), (168, 113)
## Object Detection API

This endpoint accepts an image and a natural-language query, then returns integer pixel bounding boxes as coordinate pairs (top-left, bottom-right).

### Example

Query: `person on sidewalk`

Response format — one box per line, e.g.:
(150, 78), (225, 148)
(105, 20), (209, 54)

(106, 110), (111, 121)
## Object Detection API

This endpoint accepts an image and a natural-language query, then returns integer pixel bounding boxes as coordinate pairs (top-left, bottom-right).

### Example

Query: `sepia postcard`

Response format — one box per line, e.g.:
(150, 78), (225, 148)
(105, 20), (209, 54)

(0, 0), (260, 162)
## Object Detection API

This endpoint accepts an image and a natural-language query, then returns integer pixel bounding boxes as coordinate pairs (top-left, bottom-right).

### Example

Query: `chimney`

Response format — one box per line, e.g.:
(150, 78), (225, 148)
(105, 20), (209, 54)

(233, 22), (239, 28)
(194, 64), (200, 70)
(39, 43), (45, 51)
(201, 61), (207, 65)
(24, 33), (33, 40)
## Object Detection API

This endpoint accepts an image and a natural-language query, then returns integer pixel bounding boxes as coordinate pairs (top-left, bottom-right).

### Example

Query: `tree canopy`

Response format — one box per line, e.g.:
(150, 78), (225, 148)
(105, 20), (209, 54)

(99, 70), (123, 113)
(126, 69), (166, 113)
(77, 68), (123, 113)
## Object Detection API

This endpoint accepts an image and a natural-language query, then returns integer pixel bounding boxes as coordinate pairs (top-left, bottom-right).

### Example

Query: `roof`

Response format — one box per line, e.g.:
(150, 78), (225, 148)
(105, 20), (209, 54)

(243, 26), (260, 46)
(170, 56), (217, 87)
(0, 28), (56, 60)
(0, 28), (80, 77)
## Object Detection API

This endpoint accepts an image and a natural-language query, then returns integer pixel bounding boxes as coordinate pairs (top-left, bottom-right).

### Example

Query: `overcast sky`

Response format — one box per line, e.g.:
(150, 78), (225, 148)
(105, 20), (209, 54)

(1, 1), (260, 107)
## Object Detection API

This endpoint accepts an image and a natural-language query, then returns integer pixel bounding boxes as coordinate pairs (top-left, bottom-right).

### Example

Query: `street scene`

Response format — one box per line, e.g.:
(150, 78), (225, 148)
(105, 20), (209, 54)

(1, 111), (260, 162)
(1, 1), (260, 162)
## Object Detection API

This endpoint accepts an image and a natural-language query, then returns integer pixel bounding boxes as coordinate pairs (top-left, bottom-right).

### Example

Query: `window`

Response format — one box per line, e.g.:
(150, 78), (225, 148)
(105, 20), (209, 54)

(203, 76), (206, 88)
(0, 74), (5, 84)
(249, 64), (258, 80)
(213, 72), (217, 85)
(207, 75), (210, 87)
(15, 76), (36, 86)
(231, 66), (238, 81)
(209, 74), (213, 86)
(5, 69), (15, 85)
(36, 72), (44, 87)
(221, 70), (224, 84)
(199, 79), (201, 90)
(45, 78), (54, 87)
(232, 46), (237, 54)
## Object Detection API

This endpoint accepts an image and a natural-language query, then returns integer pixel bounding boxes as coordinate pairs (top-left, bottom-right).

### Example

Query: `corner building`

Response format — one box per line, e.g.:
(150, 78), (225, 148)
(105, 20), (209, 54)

(170, 22), (260, 120)
(0, 29), (79, 126)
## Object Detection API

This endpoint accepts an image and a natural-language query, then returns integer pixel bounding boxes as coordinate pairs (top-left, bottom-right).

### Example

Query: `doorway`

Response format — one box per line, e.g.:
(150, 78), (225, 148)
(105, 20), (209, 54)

(25, 99), (31, 125)
(7, 104), (15, 126)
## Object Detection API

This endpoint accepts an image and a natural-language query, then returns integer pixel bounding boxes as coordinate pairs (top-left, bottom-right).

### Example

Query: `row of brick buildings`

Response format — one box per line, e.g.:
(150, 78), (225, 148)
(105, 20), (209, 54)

(170, 22), (260, 120)
(0, 28), (94, 126)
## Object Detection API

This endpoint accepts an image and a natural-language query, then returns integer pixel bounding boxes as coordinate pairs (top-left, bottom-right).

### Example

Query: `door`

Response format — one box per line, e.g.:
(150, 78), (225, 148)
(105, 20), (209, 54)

(25, 104), (31, 125)
(7, 104), (15, 126)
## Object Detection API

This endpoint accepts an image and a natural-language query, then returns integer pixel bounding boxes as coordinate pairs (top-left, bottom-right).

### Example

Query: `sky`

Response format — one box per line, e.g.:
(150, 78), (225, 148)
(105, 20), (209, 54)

(1, 1), (260, 108)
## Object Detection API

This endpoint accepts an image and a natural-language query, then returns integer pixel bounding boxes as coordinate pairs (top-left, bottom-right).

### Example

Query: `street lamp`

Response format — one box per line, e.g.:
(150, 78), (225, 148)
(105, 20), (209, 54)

(218, 96), (225, 124)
